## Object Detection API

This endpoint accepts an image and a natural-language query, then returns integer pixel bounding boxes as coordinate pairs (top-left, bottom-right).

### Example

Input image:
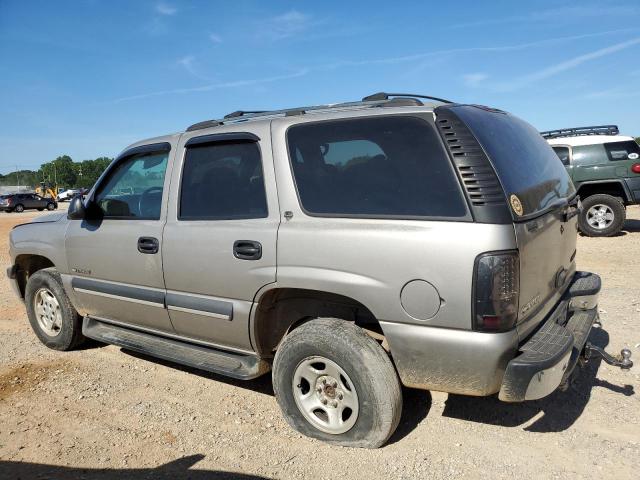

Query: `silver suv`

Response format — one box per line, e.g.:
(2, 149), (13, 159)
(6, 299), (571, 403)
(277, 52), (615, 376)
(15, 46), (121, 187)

(7, 93), (632, 448)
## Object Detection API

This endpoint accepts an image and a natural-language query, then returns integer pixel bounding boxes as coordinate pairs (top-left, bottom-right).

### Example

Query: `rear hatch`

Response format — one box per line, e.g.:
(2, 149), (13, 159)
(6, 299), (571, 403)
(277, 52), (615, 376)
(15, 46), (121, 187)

(449, 105), (578, 338)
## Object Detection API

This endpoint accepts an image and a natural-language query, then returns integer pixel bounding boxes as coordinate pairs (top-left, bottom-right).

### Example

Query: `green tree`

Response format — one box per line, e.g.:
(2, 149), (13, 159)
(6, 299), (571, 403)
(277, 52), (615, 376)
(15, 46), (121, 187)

(40, 155), (77, 188)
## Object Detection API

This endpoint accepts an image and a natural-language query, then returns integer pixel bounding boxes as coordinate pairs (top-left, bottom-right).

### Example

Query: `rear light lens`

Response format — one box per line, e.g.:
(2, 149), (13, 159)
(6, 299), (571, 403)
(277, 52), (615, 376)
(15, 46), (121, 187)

(473, 251), (520, 332)
(631, 163), (640, 174)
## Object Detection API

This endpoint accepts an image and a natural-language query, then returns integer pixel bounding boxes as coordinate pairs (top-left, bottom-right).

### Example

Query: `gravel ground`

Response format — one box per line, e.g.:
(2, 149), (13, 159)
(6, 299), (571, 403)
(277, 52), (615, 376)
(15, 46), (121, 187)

(0, 206), (639, 480)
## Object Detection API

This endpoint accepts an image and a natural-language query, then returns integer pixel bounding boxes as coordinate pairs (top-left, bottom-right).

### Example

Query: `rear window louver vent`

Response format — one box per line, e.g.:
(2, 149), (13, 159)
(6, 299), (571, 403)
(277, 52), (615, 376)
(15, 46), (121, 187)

(435, 115), (505, 207)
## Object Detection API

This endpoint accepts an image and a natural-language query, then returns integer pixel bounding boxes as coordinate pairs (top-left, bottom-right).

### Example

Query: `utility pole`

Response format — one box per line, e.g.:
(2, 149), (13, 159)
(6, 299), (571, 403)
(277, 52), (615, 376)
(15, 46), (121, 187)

(15, 165), (20, 189)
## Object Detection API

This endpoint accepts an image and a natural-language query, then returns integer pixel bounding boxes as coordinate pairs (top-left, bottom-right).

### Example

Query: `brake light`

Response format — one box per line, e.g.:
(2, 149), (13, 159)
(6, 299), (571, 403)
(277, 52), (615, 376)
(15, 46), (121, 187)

(631, 163), (640, 174)
(473, 251), (520, 332)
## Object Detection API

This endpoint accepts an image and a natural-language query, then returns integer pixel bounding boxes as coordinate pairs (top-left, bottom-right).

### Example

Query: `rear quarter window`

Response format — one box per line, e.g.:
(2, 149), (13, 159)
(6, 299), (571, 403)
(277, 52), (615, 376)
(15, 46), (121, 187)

(604, 140), (640, 161)
(449, 106), (575, 217)
(286, 115), (468, 219)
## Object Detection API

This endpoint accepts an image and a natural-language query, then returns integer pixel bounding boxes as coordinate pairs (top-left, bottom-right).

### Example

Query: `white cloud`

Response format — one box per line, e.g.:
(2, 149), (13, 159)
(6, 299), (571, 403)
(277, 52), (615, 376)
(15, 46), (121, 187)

(501, 37), (640, 91)
(209, 33), (223, 44)
(155, 2), (177, 16)
(259, 10), (312, 41)
(112, 69), (310, 103)
(462, 73), (488, 87)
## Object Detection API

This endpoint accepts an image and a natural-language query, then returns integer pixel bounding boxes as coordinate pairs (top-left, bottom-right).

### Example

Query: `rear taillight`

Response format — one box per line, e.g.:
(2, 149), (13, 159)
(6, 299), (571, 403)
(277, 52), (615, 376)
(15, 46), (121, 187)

(473, 251), (520, 332)
(631, 163), (640, 174)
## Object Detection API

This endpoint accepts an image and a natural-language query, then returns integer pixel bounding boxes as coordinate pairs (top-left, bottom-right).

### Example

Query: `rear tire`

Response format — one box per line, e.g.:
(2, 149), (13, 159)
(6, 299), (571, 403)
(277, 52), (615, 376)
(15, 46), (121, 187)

(579, 194), (625, 237)
(14, 204), (24, 213)
(46, 202), (56, 211)
(272, 318), (402, 448)
(25, 268), (85, 351)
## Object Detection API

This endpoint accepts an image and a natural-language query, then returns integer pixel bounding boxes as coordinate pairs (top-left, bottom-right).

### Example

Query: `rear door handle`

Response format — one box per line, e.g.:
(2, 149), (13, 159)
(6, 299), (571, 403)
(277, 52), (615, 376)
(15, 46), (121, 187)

(233, 240), (262, 260)
(138, 236), (159, 254)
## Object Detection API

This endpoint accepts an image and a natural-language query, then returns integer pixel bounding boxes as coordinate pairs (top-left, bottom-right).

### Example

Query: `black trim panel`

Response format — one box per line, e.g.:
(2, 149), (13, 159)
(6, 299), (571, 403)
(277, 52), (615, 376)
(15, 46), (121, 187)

(166, 292), (233, 320)
(116, 142), (171, 162)
(185, 132), (260, 147)
(71, 277), (165, 305)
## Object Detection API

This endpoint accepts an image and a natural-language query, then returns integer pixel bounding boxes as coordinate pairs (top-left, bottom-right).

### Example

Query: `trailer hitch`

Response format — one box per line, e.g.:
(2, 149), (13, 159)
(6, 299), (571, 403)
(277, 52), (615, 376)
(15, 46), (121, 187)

(583, 342), (633, 370)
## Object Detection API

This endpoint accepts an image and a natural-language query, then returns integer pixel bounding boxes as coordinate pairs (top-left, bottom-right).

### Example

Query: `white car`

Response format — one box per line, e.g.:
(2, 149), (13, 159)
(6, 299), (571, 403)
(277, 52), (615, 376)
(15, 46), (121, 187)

(57, 188), (81, 202)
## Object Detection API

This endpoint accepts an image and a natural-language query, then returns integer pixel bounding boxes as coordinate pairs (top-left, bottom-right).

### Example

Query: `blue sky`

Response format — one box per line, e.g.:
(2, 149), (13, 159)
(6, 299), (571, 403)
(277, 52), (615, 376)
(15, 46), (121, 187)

(1, 0), (639, 174)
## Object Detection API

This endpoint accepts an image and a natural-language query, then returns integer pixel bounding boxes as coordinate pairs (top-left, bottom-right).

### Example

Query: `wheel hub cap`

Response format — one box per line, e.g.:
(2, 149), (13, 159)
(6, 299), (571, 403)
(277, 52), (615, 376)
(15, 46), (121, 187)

(292, 356), (359, 434)
(34, 288), (62, 337)
(586, 204), (614, 230)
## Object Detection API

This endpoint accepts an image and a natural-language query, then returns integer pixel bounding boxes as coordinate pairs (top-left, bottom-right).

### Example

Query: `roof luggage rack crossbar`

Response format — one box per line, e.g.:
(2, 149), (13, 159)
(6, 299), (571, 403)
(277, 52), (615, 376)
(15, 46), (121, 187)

(362, 92), (454, 104)
(186, 92), (455, 131)
(540, 125), (619, 139)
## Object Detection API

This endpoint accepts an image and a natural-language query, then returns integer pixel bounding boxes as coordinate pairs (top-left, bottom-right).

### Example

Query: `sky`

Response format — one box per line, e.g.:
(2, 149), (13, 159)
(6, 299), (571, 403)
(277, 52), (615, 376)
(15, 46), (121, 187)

(1, 0), (639, 175)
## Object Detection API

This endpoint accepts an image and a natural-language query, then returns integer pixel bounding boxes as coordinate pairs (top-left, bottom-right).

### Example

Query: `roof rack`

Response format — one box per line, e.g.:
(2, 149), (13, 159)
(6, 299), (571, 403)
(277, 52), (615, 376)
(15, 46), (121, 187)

(362, 92), (454, 104)
(186, 92), (453, 131)
(540, 125), (619, 139)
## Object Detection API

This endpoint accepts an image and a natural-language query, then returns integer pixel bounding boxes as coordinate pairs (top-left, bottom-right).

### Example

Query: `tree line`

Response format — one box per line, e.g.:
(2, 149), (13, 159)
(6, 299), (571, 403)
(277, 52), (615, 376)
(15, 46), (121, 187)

(0, 155), (113, 190)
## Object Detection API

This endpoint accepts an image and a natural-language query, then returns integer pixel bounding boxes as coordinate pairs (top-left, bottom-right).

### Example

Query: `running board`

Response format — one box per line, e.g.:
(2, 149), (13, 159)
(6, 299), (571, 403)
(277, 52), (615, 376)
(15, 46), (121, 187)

(82, 317), (269, 380)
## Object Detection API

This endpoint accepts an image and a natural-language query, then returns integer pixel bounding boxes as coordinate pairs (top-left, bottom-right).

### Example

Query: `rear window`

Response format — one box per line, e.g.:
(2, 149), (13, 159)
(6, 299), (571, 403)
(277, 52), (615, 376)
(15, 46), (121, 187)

(604, 140), (640, 161)
(451, 106), (575, 217)
(287, 116), (468, 219)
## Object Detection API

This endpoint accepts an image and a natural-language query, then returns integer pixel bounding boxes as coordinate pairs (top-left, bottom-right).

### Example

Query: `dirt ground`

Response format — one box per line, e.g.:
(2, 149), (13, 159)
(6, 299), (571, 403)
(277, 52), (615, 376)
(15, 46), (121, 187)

(0, 206), (639, 480)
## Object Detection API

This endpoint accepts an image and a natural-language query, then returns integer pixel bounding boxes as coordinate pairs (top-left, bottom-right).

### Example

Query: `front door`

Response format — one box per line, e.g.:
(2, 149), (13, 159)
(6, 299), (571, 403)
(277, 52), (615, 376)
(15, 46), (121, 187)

(162, 126), (279, 352)
(64, 143), (175, 333)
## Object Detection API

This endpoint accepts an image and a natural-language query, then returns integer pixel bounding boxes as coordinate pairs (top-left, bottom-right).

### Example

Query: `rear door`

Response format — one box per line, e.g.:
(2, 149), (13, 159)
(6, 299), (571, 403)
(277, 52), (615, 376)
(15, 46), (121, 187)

(450, 106), (578, 337)
(161, 125), (279, 352)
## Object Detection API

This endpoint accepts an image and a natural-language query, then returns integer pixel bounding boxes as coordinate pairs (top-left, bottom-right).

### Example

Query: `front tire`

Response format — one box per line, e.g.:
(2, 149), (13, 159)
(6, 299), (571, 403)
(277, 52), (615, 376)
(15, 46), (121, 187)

(579, 194), (625, 237)
(272, 318), (402, 448)
(25, 268), (85, 351)
(46, 202), (56, 211)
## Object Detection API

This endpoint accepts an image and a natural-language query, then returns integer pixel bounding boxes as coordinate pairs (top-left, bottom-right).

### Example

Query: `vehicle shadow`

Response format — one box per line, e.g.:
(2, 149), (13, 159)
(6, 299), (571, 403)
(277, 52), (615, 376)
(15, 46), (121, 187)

(122, 349), (431, 444)
(440, 327), (634, 432)
(0, 454), (272, 479)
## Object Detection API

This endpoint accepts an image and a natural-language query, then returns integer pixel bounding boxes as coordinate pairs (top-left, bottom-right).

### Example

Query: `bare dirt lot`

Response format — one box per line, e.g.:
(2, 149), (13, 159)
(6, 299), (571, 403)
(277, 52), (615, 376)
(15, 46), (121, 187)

(1, 207), (639, 479)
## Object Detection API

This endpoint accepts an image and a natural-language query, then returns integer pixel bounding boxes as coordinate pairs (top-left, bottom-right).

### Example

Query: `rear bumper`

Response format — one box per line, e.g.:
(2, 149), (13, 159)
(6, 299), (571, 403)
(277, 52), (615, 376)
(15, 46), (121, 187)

(382, 271), (600, 399)
(498, 271), (601, 402)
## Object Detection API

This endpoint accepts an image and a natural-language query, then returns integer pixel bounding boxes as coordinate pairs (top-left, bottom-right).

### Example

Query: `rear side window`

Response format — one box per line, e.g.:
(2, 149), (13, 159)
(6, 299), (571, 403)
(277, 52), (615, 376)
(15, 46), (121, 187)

(572, 144), (607, 165)
(287, 116), (468, 218)
(450, 106), (575, 217)
(552, 146), (571, 166)
(604, 140), (640, 161)
(179, 142), (268, 220)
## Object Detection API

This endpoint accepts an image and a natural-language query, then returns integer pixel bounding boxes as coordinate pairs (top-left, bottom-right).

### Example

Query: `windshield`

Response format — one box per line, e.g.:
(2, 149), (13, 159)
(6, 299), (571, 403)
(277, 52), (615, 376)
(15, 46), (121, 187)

(451, 105), (575, 217)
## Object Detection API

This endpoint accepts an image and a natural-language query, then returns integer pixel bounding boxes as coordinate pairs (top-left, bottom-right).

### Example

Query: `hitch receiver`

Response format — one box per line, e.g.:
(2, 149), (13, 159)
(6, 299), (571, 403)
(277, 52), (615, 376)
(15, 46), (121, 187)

(583, 342), (633, 370)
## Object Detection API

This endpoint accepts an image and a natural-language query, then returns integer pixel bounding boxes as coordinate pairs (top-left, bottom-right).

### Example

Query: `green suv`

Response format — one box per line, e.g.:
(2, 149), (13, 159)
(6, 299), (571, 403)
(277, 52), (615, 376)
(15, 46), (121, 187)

(544, 125), (640, 237)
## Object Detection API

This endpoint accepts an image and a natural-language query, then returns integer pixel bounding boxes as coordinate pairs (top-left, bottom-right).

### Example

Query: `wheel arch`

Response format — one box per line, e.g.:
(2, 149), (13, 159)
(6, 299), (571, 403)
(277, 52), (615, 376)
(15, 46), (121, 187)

(13, 254), (56, 298)
(577, 180), (631, 203)
(250, 287), (384, 356)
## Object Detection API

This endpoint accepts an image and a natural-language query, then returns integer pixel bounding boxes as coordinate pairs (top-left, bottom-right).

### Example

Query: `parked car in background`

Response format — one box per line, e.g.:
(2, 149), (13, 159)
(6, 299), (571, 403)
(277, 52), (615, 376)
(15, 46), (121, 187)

(543, 125), (640, 237)
(57, 188), (82, 202)
(1, 193), (57, 213)
(8, 94), (633, 448)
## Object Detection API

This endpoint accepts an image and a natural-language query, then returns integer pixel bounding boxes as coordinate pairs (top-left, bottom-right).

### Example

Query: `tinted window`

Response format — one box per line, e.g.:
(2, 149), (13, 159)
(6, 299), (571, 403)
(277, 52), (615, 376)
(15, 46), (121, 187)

(179, 142), (268, 220)
(604, 140), (640, 161)
(572, 144), (607, 166)
(287, 116), (467, 218)
(552, 146), (571, 166)
(451, 106), (575, 217)
(94, 151), (168, 219)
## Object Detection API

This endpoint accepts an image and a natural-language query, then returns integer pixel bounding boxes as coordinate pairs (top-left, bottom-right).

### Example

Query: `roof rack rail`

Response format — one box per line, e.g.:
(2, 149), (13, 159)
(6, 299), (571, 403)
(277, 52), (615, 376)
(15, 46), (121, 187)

(362, 92), (454, 104)
(224, 110), (268, 119)
(540, 125), (619, 139)
(186, 119), (223, 132)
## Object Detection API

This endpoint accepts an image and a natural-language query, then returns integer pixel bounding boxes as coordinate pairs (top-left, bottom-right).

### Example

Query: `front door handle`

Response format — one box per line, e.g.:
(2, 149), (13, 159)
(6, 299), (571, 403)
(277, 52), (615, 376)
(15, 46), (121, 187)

(138, 236), (159, 254)
(233, 240), (262, 260)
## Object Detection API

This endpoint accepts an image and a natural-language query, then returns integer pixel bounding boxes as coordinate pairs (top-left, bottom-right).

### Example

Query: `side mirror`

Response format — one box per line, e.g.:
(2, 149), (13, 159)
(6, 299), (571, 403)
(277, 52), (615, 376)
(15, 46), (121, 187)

(67, 196), (86, 220)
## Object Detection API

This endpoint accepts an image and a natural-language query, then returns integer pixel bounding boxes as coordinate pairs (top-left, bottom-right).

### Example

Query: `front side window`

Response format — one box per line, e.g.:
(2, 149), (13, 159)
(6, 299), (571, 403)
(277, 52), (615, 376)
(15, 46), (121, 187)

(94, 151), (168, 219)
(552, 146), (571, 166)
(604, 140), (640, 161)
(179, 142), (268, 220)
(287, 116), (468, 218)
